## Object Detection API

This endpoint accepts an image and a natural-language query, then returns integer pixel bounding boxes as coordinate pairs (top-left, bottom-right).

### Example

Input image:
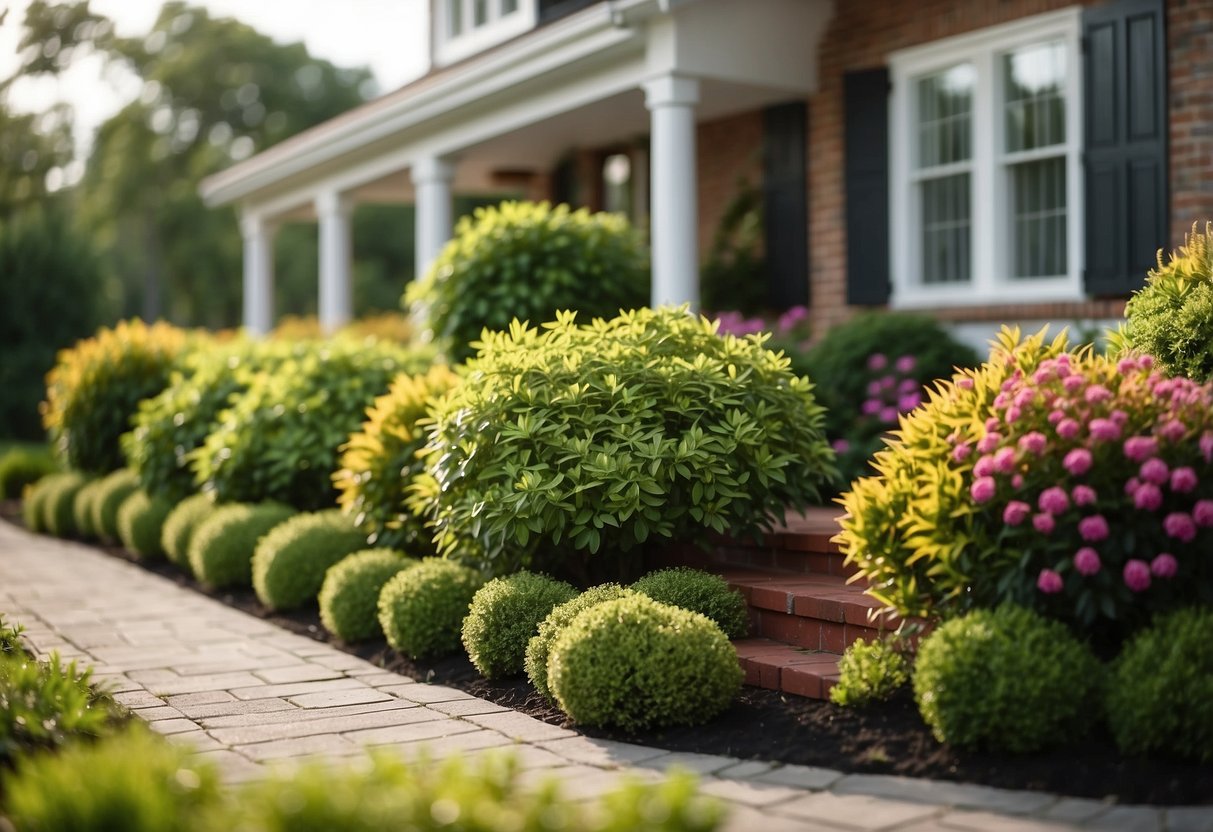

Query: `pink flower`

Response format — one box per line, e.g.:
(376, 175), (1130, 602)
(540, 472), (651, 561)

(879, 406), (899, 424)
(1072, 485), (1097, 507)
(1150, 553), (1178, 579)
(1033, 513), (1056, 534)
(971, 477), (997, 504)
(866, 380), (882, 396)
(973, 455), (996, 478)
(1074, 547), (1102, 576)
(1109, 409), (1129, 427)
(899, 378), (919, 394)
(1124, 436), (1159, 462)
(1004, 406), (1022, 424)
(1202, 433), (1213, 464)
(897, 392), (923, 412)
(1003, 501), (1031, 526)
(1133, 483), (1163, 512)
(1118, 357), (1139, 374)
(1011, 474), (1024, 489)
(993, 447), (1018, 475)
(1139, 458), (1170, 486)
(993, 393), (1010, 410)
(976, 433), (1002, 454)
(1038, 487), (1071, 515)
(866, 353), (888, 371)
(1063, 448), (1093, 477)
(1193, 499), (1213, 527)
(1057, 419), (1081, 440)
(1018, 432), (1048, 455)
(985, 418), (1001, 433)
(880, 375), (896, 390)
(1163, 512), (1197, 543)
(831, 439), (851, 454)
(956, 377), (974, 390)
(1158, 419), (1187, 443)
(895, 355), (917, 373)
(1036, 569), (1064, 594)
(1171, 466), (1199, 493)
(1140, 355), (1154, 369)
(1088, 418), (1121, 442)
(1014, 388), (1036, 408)
(861, 399), (882, 416)
(1047, 409), (1066, 425)
(1078, 515), (1110, 542)
(1124, 477), (1141, 496)
(777, 305), (808, 332)
(951, 443), (972, 463)
(1123, 559), (1152, 592)
(1085, 384), (1113, 404)
(1063, 375), (1086, 394)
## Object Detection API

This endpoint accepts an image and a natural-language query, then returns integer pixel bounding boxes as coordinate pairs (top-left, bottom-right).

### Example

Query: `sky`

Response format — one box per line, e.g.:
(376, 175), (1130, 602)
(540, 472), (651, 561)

(0, 0), (430, 165)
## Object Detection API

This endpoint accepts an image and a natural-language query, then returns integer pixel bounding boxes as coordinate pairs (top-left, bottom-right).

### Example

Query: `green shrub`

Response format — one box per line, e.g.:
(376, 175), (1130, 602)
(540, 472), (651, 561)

(1106, 608), (1213, 762)
(160, 492), (217, 567)
(21, 471), (64, 532)
(0, 652), (116, 764)
(548, 595), (742, 731)
(410, 307), (835, 576)
(1116, 223), (1213, 381)
(116, 490), (173, 560)
(1, 613), (24, 656)
(462, 571), (578, 679)
(912, 606), (1101, 752)
(378, 558), (485, 659)
(40, 470), (90, 538)
(405, 201), (649, 360)
(90, 468), (140, 542)
(3, 726), (222, 832)
(0, 446), (58, 499)
(828, 638), (910, 708)
(252, 510), (368, 611)
(318, 549), (414, 642)
(334, 365), (460, 550)
(525, 584), (635, 701)
(42, 319), (189, 474)
(631, 568), (749, 638)
(187, 503), (296, 588)
(191, 338), (427, 510)
(71, 477), (105, 540)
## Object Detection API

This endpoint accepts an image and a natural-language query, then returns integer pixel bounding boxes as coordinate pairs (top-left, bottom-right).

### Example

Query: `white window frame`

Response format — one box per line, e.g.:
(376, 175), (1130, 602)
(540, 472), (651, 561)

(434, 0), (537, 67)
(888, 7), (1084, 309)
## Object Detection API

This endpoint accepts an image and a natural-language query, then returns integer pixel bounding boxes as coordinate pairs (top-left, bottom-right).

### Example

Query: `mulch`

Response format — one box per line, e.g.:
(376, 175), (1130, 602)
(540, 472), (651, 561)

(1, 500), (1209, 806)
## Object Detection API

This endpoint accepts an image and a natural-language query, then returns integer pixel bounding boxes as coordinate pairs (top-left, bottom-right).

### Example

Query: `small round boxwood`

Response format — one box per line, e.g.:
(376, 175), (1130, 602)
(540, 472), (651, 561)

(461, 571), (577, 679)
(0, 447), (57, 500)
(913, 606), (1102, 753)
(547, 595), (742, 731)
(828, 638), (910, 708)
(41, 471), (90, 538)
(318, 549), (414, 642)
(160, 493), (217, 568)
(116, 490), (172, 560)
(252, 510), (368, 612)
(22, 472), (63, 532)
(631, 568), (749, 639)
(524, 584), (635, 701)
(1106, 608), (1213, 762)
(90, 469), (140, 543)
(188, 503), (296, 588)
(377, 558), (485, 659)
(72, 478), (105, 540)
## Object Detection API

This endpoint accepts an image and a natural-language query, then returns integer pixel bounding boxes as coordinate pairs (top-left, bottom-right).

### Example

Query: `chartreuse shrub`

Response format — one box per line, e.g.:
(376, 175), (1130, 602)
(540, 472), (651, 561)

(525, 584), (635, 701)
(828, 638), (910, 708)
(117, 490), (173, 560)
(252, 510), (368, 611)
(411, 308), (835, 576)
(1115, 223), (1213, 381)
(22, 471), (67, 532)
(334, 365), (460, 550)
(0, 651), (118, 764)
(548, 595), (742, 731)
(377, 558), (485, 659)
(161, 493), (217, 567)
(187, 503), (296, 588)
(192, 338), (427, 510)
(72, 477), (105, 540)
(913, 606), (1101, 752)
(1106, 608), (1213, 762)
(2, 613), (23, 655)
(42, 319), (189, 474)
(318, 549), (414, 642)
(0, 445), (58, 498)
(40, 470), (90, 538)
(462, 571), (578, 679)
(405, 201), (649, 360)
(632, 568), (748, 638)
(90, 468), (140, 542)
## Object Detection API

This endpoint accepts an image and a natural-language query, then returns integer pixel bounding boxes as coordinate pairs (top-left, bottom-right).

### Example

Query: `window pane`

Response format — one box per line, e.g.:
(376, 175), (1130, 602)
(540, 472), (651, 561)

(917, 65), (974, 169)
(1011, 156), (1067, 278)
(474, 0), (489, 26)
(1004, 41), (1066, 152)
(502, 0), (519, 12)
(448, 0), (463, 35)
(921, 173), (971, 284)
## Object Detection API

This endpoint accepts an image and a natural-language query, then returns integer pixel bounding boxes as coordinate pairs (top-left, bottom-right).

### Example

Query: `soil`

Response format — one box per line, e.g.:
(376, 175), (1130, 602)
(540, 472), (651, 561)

(2, 500), (1209, 806)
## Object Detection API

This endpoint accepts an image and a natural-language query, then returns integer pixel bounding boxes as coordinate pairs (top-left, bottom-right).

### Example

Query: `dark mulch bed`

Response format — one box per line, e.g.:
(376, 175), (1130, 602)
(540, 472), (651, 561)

(2, 501), (1209, 806)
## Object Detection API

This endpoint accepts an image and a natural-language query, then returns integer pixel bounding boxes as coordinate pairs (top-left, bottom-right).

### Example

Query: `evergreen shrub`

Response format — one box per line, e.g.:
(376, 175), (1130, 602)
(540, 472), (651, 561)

(161, 492), (217, 567)
(461, 571), (577, 679)
(525, 584), (635, 701)
(631, 567), (748, 638)
(187, 503), (296, 588)
(828, 638), (910, 708)
(377, 558), (484, 659)
(0, 446), (58, 499)
(318, 549), (414, 642)
(251, 509), (367, 611)
(91, 468), (140, 542)
(117, 490), (173, 559)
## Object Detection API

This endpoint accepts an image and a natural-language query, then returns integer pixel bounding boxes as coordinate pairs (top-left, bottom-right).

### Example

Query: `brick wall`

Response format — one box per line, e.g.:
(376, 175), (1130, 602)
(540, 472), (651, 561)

(695, 110), (764, 260)
(1168, 0), (1213, 246)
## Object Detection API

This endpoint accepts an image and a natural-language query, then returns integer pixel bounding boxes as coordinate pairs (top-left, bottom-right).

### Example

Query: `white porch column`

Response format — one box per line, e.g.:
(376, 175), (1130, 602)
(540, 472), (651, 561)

(240, 214), (276, 337)
(644, 74), (700, 310)
(316, 190), (354, 333)
(411, 156), (455, 280)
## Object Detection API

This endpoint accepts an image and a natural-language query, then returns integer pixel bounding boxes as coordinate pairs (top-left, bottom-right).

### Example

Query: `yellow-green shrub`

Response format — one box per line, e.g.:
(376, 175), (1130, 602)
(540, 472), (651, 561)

(117, 490), (173, 560)
(160, 493), (217, 567)
(461, 571), (577, 679)
(252, 510), (367, 611)
(378, 558), (484, 659)
(188, 503), (296, 588)
(525, 584), (636, 702)
(828, 638), (910, 708)
(91, 468), (140, 543)
(40, 471), (90, 538)
(0, 446), (58, 499)
(319, 549), (414, 642)
(631, 567), (748, 639)
(72, 478), (105, 540)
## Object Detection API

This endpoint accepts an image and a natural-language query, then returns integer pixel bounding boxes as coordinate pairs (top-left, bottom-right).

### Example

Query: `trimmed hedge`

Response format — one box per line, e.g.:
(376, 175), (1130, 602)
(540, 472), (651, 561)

(631, 568), (749, 639)
(318, 549), (413, 642)
(91, 468), (140, 543)
(378, 558), (485, 659)
(72, 478), (105, 540)
(461, 571), (577, 679)
(116, 490), (173, 560)
(525, 584), (636, 702)
(160, 493), (217, 568)
(251, 510), (368, 612)
(41, 471), (90, 538)
(187, 503), (296, 588)
(0, 446), (57, 499)
(828, 638), (910, 708)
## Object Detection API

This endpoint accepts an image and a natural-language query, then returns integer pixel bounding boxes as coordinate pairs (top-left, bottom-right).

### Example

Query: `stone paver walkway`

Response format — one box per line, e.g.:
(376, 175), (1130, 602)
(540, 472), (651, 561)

(0, 519), (1209, 832)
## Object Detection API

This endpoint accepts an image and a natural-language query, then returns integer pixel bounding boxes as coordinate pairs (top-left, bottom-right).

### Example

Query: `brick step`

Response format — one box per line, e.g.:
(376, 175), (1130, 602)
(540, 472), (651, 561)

(733, 637), (841, 700)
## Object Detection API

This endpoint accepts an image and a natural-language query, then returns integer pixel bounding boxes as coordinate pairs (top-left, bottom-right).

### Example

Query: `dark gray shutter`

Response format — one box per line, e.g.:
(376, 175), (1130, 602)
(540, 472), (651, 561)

(763, 101), (809, 308)
(844, 68), (891, 306)
(1083, 0), (1167, 296)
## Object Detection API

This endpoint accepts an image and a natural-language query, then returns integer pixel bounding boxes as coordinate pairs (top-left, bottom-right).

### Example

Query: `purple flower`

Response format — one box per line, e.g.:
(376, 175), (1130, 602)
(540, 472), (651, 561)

(1003, 501), (1031, 526)
(985, 418), (1001, 433)
(1047, 409), (1066, 425)
(1150, 553), (1178, 579)
(1011, 473), (1024, 489)
(1193, 499), (1213, 527)
(1037, 569), (1064, 594)
(1109, 409), (1129, 427)
(1124, 436), (1159, 462)
(1088, 418), (1121, 442)
(866, 353), (888, 371)
(1084, 384), (1113, 404)
(973, 455), (996, 478)
(861, 398), (882, 416)
(866, 380), (883, 396)
(1005, 406), (1023, 424)
(1072, 485), (1097, 507)
(1163, 512), (1197, 543)
(951, 443), (972, 463)
(1140, 355), (1154, 369)
(1118, 357), (1139, 374)
(1124, 477), (1141, 496)
(1123, 559), (1152, 593)
(1038, 487), (1071, 515)
(879, 406), (899, 424)
(1057, 418), (1081, 440)
(1063, 375), (1086, 394)
(977, 433), (1002, 454)
(971, 477), (997, 504)
(993, 447), (1018, 475)
(1033, 513), (1056, 534)
(895, 355), (917, 374)
(1019, 432), (1048, 455)
(1063, 448), (1092, 477)
(1133, 483), (1163, 512)
(1170, 466), (1199, 493)
(777, 305), (808, 333)
(898, 378), (919, 394)
(1201, 433), (1213, 463)
(831, 439), (851, 454)
(879, 375), (897, 390)
(897, 392), (922, 412)
(1074, 547), (1102, 576)
(1158, 419), (1187, 443)
(1078, 515), (1110, 542)
(1014, 388), (1036, 408)
(1139, 458), (1170, 486)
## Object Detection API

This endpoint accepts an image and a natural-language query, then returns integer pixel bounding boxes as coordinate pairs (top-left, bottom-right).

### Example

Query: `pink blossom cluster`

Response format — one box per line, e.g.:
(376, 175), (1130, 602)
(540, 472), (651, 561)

(713, 311), (770, 337)
(859, 352), (924, 427)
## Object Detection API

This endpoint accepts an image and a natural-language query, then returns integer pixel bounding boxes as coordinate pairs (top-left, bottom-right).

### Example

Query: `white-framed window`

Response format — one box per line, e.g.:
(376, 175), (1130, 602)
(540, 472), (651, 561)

(435, 0), (537, 67)
(888, 8), (1084, 308)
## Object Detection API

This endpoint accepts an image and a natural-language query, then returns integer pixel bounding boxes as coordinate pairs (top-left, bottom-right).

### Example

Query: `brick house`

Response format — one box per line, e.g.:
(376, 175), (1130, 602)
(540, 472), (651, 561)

(199, 0), (1211, 348)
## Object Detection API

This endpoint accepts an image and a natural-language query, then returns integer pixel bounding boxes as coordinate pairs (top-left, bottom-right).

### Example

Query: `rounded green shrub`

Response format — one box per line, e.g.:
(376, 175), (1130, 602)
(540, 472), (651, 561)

(0, 446), (58, 499)
(547, 595), (742, 731)
(41, 319), (189, 474)
(828, 638), (910, 708)
(90, 468), (140, 543)
(72, 478), (105, 540)
(187, 503), (296, 588)
(1106, 608), (1213, 762)
(525, 584), (635, 701)
(252, 510), (368, 611)
(318, 549), (414, 642)
(22, 472), (65, 532)
(334, 365), (460, 550)
(631, 568), (748, 638)
(116, 490), (173, 560)
(405, 200), (649, 360)
(461, 571), (577, 679)
(377, 558), (485, 659)
(41, 471), (89, 538)
(410, 307), (835, 576)
(912, 606), (1101, 752)
(160, 493), (217, 568)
